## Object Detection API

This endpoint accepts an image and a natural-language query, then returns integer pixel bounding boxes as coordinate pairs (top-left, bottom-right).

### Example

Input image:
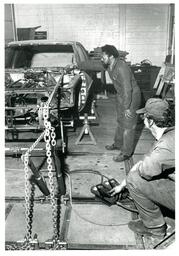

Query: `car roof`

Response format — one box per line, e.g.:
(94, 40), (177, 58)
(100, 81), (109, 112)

(7, 40), (81, 47)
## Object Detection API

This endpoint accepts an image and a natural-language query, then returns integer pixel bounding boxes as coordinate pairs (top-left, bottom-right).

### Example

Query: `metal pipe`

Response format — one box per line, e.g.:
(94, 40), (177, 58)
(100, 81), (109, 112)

(28, 159), (50, 196)
(11, 4), (17, 41)
(46, 73), (64, 107)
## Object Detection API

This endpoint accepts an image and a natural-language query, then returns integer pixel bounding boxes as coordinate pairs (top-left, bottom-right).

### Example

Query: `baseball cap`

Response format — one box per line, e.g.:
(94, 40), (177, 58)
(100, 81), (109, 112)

(136, 98), (169, 120)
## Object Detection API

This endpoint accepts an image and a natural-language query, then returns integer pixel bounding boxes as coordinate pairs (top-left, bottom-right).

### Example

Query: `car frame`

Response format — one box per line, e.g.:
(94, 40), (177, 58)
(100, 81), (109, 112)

(5, 40), (103, 137)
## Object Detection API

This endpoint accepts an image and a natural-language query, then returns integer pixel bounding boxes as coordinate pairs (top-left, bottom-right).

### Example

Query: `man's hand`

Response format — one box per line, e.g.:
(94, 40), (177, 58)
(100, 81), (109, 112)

(109, 179), (127, 196)
(125, 109), (133, 118)
(110, 185), (123, 196)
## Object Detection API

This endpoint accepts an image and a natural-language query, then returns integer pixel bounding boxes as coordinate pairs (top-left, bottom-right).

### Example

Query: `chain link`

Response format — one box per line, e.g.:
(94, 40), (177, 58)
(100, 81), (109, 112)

(23, 152), (32, 242)
(5, 242), (34, 250)
(18, 152), (36, 249)
(43, 105), (59, 242)
(28, 182), (35, 238)
(21, 128), (47, 248)
(27, 131), (45, 155)
(20, 81), (61, 248)
(51, 127), (56, 147)
(22, 131), (45, 240)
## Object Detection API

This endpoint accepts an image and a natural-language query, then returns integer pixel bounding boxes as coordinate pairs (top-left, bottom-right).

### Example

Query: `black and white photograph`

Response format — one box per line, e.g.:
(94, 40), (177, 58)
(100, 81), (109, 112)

(3, 0), (176, 252)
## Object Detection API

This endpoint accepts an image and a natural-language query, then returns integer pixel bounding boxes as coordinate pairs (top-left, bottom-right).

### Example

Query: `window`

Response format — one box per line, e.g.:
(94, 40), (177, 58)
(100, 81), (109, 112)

(31, 52), (74, 67)
(7, 44), (75, 68)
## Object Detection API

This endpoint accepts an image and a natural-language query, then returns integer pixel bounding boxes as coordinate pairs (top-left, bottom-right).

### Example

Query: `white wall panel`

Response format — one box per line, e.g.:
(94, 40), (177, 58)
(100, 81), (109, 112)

(125, 4), (169, 65)
(14, 4), (170, 66)
(14, 4), (121, 51)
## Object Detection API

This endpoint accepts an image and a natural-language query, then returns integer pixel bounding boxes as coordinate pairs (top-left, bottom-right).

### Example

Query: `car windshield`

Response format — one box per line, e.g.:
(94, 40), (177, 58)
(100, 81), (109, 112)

(6, 44), (75, 68)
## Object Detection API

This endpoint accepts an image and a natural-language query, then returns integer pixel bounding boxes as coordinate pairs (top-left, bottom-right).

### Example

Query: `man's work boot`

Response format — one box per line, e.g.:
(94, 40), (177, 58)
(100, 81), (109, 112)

(113, 154), (131, 162)
(128, 219), (167, 238)
(105, 144), (121, 150)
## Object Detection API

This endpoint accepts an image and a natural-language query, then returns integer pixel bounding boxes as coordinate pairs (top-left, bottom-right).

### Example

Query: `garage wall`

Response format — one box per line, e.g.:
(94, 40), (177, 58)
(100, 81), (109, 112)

(14, 4), (170, 66)
(125, 4), (169, 65)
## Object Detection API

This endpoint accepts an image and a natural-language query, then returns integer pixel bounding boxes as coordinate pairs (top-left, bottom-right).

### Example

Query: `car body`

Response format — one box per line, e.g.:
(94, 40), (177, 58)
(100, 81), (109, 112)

(5, 40), (103, 133)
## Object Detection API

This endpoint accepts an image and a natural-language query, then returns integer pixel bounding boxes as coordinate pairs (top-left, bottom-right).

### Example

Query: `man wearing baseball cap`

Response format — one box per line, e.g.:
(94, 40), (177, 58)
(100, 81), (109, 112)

(110, 98), (175, 238)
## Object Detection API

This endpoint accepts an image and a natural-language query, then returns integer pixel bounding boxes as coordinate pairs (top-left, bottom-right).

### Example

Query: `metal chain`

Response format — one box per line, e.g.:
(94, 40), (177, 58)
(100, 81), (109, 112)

(27, 131), (45, 154)
(20, 87), (59, 248)
(43, 105), (59, 242)
(21, 131), (45, 248)
(51, 126), (56, 147)
(23, 152), (33, 242)
(28, 182), (35, 239)
(5, 152), (34, 250)
(5, 243), (33, 250)
(22, 181), (36, 250)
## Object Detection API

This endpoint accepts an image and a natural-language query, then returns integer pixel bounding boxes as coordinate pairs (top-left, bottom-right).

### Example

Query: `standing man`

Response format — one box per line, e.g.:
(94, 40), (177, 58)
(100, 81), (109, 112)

(101, 45), (141, 162)
(110, 98), (175, 238)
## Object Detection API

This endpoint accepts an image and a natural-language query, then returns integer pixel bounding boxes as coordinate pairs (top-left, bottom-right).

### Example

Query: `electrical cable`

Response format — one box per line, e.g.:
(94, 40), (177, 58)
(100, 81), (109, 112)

(69, 169), (138, 213)
(153, 230), (175, 249)
(64, 170), (134, 227)
(116, 201), (138, 214)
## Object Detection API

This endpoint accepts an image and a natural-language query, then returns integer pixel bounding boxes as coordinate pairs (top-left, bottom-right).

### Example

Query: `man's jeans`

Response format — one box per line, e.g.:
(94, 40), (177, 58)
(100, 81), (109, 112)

(127, 170), (175, 228)
(114, 95), (138, 156)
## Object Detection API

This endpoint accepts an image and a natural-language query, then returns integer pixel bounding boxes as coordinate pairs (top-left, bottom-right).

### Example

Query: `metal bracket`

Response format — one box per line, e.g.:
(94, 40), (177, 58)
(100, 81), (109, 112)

(16, 236), (39, 250)
(45, 240), (67, 250)
(57, 241), (67, 250)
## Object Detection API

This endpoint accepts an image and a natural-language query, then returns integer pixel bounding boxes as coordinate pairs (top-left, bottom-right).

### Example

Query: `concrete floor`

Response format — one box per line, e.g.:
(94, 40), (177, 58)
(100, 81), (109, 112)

(5, 94), (175, 250)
